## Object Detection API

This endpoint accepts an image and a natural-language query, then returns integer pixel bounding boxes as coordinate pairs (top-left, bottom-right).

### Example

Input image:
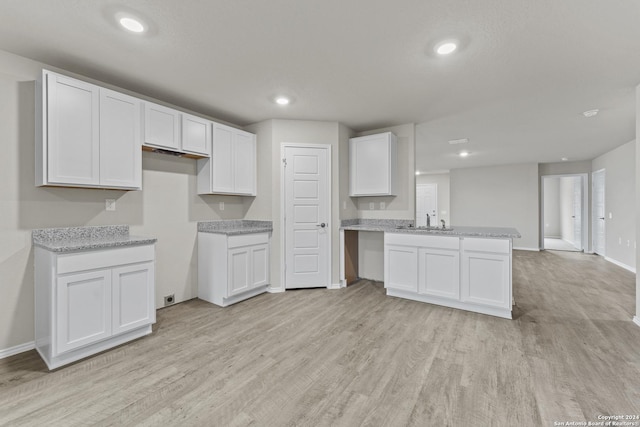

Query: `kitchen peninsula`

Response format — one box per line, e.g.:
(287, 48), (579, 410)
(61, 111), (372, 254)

(339, 219), (521, 319)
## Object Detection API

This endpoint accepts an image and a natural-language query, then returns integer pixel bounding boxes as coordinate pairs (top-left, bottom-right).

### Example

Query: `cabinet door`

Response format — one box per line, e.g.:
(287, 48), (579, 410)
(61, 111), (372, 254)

(233, 130), (257, 195)
(384, 245), (418, 292)
(182, 113), (211, 156)
(56, 270), (112, 354)
(350, 133), (392, 196)
(112, 262), (155, 335)
(100, 89), (142, 189)
(228, 247), (250, 296)
(211, 124), (235, 193)
(418, 248), (460, 300)
(143, 102), (180, 150)
(46, 73), (100, 186)
(250, 244), (269, 288)
(461, 251), (510, 309)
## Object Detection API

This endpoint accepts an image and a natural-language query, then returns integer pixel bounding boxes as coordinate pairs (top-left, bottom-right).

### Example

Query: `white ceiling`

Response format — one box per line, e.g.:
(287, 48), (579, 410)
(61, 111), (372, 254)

(1, 0), (639, 172)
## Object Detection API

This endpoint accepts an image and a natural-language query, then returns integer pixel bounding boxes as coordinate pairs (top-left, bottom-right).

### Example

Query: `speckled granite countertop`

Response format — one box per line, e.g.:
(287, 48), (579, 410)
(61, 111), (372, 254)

(198, 220), (273, 235)
(340, 219), (520, 239)
(32, 225), (157, 253)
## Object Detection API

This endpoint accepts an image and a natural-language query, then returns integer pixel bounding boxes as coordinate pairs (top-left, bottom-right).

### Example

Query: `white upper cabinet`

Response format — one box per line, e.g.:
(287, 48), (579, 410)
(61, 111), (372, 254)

(100, 89), (142, 189)
(37, 70), (141, 190)
(143, 102), (211, 157)
(143, 102), (180, 151)
(43, 72), (100, 186)
(197, 123), (257, 196)
(181, 113), (211, 156)
(349, 132), (397, 196)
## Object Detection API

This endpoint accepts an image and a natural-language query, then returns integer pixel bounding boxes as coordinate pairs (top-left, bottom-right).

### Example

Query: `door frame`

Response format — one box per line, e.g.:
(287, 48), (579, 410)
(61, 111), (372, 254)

(591, 168), (606, 256)
(540, 173), (589, 251)
(280, 143), (332, 290)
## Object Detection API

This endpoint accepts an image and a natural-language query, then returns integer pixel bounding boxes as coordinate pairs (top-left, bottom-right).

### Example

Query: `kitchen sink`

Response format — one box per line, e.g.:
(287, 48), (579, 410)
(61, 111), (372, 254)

(416, 226), (455, 232)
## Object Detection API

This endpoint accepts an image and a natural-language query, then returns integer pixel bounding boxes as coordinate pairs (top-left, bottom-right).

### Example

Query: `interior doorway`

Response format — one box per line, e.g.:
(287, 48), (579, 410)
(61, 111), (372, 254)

(416, 183), (437, 227)
(541, 174), (588, 252)
(592, 169), (606, 256)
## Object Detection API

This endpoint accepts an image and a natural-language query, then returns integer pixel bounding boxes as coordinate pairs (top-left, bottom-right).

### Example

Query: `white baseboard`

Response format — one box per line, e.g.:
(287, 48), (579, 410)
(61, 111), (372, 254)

(327, 283), (344, 290)
(513, 247), (540, 252)
(633, 317), (640, 328)
(0, 341), (35, 360)
(604, 256), (636, 273)
(267, 287), (285, 293)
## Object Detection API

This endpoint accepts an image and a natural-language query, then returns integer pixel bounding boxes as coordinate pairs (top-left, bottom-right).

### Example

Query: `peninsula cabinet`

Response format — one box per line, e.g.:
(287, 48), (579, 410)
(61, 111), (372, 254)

(384, 232), (513, 319)
(35, 244), (156, 369)
(196, 123), (257, 196)
(198, 232), (269, 307)
(349, 132), (397, 196)
(37, 70), (142, 190)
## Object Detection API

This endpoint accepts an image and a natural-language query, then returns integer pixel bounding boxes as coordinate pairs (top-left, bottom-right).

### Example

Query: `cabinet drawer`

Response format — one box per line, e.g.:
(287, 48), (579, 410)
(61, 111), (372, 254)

(57, 245), (155, 275)
(462, 238), (510, 254)
(385, 233), (460, 250)
(227, 233), (269, 249)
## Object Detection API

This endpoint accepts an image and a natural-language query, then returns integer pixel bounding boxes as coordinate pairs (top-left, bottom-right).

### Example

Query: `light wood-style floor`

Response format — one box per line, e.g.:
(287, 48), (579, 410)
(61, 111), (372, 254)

(1, 250), (639, 426)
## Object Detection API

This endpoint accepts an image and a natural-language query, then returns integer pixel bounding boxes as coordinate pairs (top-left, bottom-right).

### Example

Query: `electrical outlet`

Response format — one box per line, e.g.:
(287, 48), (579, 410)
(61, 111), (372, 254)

(609, 212), (613, 219)
(619, 237), (622, 245)
(380, 202), (386, 210)
(105, 199), (116, 211)
(219, 201), (225, 211)
(164, 294), (175, 306)
(369, 202), (374, 210)
(343, 201), (346, 210)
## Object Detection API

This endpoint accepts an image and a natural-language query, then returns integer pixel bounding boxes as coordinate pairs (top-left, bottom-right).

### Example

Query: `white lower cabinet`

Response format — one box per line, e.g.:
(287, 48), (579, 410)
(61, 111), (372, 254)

(384, 245), (418, 292)
(418, 247), (460, 300)
(198, 232), (270, 307)
(35, 245), (155, 369)
(384, 233), (512, 319)
(461, 238), (511, 311)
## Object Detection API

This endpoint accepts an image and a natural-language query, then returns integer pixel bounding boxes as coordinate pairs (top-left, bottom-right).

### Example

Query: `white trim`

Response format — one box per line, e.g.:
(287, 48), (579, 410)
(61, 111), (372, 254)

(267, 287), (285, 294)
(281, 143), (332, 290)
(327, 283), (344, 290)
(633, 316), (640, 328)
(592, 169), (606, 256)
(513, 247), (540, 252)
(0, 341), (35, 359)
(604, 256), (636, 273)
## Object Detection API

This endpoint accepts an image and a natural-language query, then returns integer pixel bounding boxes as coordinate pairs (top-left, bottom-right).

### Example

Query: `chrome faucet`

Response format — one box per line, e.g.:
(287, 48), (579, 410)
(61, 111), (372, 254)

(441, 219), (446, 229)
(426, 213), (430, 227)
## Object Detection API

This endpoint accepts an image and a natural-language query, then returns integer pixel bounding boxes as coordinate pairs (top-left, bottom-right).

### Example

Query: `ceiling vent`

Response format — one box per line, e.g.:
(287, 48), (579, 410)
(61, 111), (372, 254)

(448, 138), (468, 145)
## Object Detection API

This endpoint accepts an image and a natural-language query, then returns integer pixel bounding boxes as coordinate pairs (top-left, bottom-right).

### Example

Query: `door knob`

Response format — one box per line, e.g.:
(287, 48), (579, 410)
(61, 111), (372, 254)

(599, 217), (605, 220)
(317, 223), (326, 228)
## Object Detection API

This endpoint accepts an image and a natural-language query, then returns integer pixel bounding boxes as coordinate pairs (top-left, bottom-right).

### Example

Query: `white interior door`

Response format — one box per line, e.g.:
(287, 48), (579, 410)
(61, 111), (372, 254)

(284, 145), (330, 289)
(593, 170), (606, 255)
(572, 177), (582, 250)
(415, 183), (437, 227)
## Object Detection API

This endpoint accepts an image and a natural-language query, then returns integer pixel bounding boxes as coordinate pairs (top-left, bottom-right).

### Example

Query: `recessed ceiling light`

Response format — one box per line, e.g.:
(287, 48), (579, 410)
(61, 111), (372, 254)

(459, 151), (470, 158)
(435, 41), (457, 55)
(582, 109), (599, 118)
(275, 96), (290, 105)
(415, 171), (421, 176)
(561, 157), (569, 161)
(119, 16), (145, 33)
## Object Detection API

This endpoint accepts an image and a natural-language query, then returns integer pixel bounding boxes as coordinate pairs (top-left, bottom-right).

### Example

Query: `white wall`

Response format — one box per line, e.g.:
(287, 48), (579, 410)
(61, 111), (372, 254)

(593, 140), (636, 271)
(543, 178), (561, 237)
(0, 50), (249, 352)
(450, 163), (540, 250)
(247, 119), (344, 290)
